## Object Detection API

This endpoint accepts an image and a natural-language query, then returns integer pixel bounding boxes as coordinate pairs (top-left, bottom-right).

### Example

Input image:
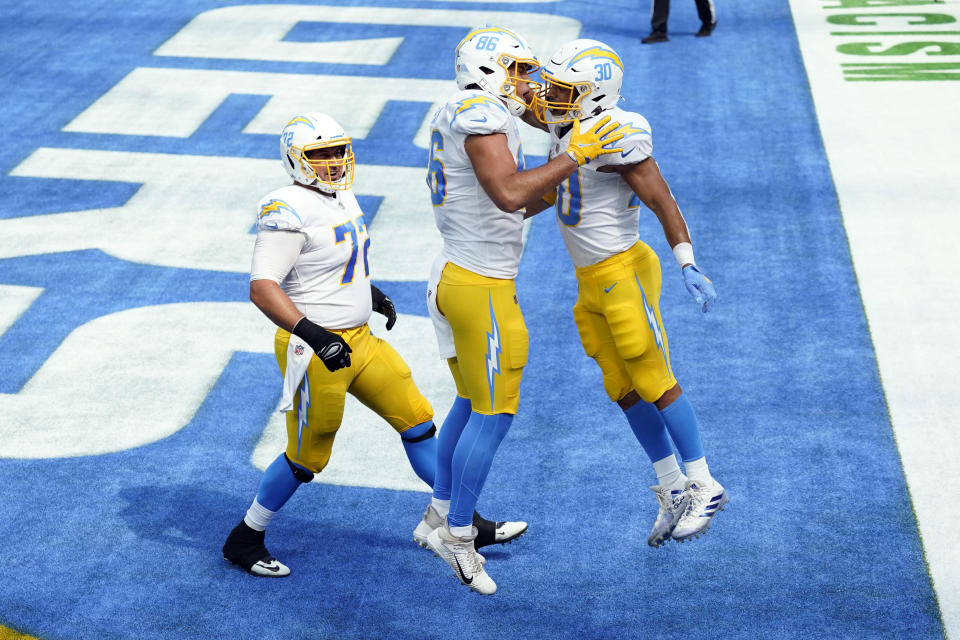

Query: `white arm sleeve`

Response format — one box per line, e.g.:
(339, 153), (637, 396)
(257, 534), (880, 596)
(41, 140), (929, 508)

(250, 230), (306, 283)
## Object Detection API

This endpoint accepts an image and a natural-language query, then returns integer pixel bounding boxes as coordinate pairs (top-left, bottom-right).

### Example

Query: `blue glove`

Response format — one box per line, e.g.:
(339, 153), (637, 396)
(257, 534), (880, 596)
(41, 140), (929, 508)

(682, 265), (717, 313)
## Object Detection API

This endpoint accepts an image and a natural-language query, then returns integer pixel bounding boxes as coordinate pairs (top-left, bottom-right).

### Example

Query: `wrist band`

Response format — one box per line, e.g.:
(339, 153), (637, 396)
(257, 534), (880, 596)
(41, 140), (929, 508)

(672, 242), (695, 267)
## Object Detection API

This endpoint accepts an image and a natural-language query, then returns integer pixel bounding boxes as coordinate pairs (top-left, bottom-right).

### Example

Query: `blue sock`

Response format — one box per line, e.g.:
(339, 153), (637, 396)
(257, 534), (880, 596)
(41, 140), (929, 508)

(401, 420), (437, 487)
(433, 396), (472, 501)
(659, 393), (705, 462)
(623, 400), (674, 463)
(256, 453), (305, 512)
(448, 412), (513, 528)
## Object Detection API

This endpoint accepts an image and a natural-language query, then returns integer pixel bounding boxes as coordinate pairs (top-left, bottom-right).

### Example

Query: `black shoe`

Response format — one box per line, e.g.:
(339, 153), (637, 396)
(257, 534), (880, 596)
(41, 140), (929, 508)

(472, 511), (529, 550)
(222, 521), (290, 577)
(696, 21), (717, 37)
(642, 32), (669, 44)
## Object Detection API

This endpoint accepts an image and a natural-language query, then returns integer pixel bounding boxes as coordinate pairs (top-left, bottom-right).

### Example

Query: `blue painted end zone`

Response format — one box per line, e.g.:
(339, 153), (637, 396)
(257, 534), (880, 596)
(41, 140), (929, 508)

(0, 1), (941, 639)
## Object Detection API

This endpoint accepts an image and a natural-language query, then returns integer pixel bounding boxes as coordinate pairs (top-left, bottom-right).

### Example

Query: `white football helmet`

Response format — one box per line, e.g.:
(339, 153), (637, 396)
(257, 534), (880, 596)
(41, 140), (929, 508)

(454, 25), (540, 117)
(280, 113), (355, 193)
(535, 39), (624, 124)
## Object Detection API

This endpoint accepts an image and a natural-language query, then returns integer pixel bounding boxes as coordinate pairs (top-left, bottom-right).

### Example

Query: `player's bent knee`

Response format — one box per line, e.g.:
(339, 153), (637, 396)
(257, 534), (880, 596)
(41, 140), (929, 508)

(284, 453), (316, 483)
(401, 422), (437, 443)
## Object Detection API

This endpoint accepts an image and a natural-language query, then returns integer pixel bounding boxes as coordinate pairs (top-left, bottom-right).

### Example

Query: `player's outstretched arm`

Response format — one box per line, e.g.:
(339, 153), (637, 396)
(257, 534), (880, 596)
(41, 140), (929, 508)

(465, 117), (623, 213)
(619, 157), (717, 312)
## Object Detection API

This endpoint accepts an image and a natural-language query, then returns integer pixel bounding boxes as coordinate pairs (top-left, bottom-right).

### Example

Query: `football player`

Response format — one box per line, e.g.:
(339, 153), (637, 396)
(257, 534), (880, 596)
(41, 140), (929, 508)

(528, 40), (727, 547)
(417, 26), (625, 595)
(222, 112), (525, 578)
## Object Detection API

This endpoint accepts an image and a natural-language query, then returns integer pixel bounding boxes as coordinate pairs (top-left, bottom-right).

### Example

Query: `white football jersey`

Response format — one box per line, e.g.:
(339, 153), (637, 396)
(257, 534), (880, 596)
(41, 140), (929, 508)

(252, 184), (372, 329)
(548, 107), (654, 268)
(427, 89), (526, 279)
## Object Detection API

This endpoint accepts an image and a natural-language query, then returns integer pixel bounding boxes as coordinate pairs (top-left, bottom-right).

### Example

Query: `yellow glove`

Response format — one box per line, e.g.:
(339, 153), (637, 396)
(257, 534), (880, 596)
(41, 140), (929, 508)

(565, 115), (624, 166)
(540, 189), (557, 206)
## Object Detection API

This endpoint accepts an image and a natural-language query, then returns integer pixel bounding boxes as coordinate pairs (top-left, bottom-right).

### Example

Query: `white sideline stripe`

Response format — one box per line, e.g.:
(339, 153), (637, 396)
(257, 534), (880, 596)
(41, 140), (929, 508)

(789, 2), (960, 637)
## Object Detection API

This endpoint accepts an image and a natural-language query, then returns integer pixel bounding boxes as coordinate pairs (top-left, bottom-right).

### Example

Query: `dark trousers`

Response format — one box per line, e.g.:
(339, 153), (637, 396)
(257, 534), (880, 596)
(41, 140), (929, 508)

(651, 0), (716, 35)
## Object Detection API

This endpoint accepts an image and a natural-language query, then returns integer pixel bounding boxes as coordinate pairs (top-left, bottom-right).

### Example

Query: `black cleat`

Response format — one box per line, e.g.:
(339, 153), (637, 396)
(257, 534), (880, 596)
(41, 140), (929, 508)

(642, 32), (669, 44)
(222, 521), (290, 577)
(696, 21), (717, 37)
(473, 511), (528, 550)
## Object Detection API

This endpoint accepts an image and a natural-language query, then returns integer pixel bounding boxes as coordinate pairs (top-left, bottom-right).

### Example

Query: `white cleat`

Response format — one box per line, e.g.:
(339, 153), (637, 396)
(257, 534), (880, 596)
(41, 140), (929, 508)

(426, 524), (496, 595)
(413, 504), (444, 549)
(672, 479), (729, 542)
(247, 557), (291, 577)
(647, 485), (690, 547)
(414, 505), (485, 564)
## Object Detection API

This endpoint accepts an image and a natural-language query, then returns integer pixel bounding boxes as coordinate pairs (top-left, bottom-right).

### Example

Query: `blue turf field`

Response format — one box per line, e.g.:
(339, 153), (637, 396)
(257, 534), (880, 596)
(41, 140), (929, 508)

(0, 1), (944, 638)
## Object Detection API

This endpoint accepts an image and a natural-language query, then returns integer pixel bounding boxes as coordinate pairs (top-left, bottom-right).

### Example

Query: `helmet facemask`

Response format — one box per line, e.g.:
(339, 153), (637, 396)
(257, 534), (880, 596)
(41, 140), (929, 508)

(293, 140), (355, 193)
(534, 74), (593, 124)
(495, 56), (541, 115)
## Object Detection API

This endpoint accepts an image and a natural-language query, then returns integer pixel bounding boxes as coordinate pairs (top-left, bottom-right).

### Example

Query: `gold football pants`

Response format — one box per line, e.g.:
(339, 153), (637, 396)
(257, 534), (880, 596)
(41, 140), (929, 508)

(573, 241), (676, 404)
(275, 323), (433, 473)
(436, 261), (528, 415)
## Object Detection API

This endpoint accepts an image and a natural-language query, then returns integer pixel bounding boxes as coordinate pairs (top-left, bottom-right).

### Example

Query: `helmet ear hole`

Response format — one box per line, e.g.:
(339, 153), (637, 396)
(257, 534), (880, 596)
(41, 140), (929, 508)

(478, 65), (495, 75)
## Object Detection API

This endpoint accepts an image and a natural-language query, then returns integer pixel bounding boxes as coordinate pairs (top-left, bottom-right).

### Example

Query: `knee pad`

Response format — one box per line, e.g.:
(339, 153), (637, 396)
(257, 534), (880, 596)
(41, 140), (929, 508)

(284, 453), (316, 483)
(401, 422), (437, 443)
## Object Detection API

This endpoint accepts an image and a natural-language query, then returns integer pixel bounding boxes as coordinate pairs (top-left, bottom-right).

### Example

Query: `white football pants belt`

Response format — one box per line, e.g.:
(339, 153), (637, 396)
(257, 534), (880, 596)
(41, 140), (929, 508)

(279, 336), (312, 413)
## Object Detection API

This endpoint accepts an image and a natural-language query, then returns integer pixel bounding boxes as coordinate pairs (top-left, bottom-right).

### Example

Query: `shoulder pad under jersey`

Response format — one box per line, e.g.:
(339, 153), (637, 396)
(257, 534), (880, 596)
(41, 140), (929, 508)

(599, 117), (654, 167)
(256, 196), (304, 231)
(447, 91), (512, 136)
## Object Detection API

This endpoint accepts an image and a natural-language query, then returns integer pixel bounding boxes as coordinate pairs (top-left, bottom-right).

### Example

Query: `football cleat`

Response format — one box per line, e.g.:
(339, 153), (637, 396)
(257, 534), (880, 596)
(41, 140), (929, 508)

(696, 21), (717, 37)
(413, 504), (444, 549)
(222, 521), (290, 578)
(647, 485), (690, 547)
(671, 479), (729, 542)
(414, 506), (488, 564)
(427, 524), (496, 595)
(473, 511), (528, 549)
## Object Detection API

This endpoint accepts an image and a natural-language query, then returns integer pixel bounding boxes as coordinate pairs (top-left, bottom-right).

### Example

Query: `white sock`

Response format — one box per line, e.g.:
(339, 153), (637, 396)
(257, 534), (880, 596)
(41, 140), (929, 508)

(683, 456), (714, 485)
(450, 524), (473, 538)
(431, 498), (450, 518)
(653, 454), (687, 490)
(243, 498), (275, 532)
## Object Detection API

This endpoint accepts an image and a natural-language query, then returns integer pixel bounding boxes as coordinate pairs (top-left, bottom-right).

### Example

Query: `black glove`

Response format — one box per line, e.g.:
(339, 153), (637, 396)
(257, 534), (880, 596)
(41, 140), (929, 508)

(292, 317), (352, 372)
(370, 284), (397, 330)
